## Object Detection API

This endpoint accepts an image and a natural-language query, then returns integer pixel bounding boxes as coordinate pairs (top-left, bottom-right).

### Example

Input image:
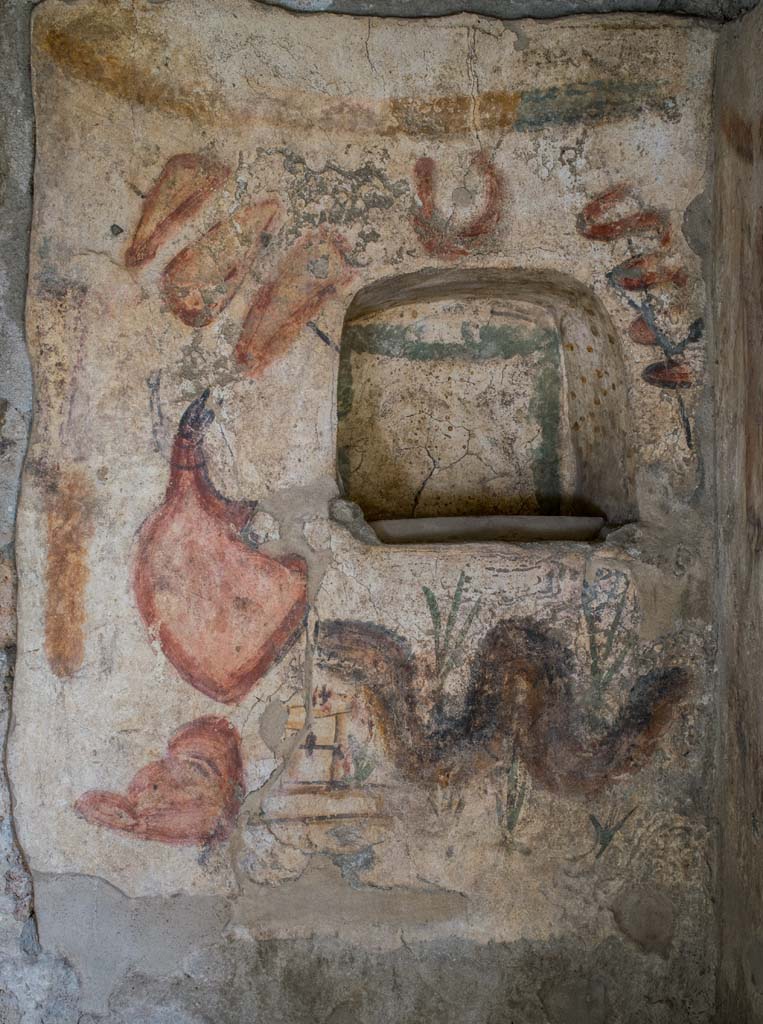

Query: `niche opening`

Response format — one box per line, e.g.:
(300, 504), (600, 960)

(337, 269), (636, 544)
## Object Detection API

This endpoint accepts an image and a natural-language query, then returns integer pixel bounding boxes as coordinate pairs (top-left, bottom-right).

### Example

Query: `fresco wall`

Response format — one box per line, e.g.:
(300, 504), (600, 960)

(6, 2), (722, 1018)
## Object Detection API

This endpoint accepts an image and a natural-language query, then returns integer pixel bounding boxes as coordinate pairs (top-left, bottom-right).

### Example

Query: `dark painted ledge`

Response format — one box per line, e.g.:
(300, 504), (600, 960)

(369, 515), (606, 544)
(259, 0), (758, 20)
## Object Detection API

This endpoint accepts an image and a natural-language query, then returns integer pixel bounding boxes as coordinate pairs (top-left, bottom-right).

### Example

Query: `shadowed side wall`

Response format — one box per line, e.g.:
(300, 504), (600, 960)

(715, 4), (763, 1020)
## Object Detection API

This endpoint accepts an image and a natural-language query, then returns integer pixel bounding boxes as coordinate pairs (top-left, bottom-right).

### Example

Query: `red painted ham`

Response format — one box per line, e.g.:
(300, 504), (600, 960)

(133, 391), (307, 704)
(161, 199), (280, 327)
(74, 716), (244, 845)
(125, 153), (229, 268)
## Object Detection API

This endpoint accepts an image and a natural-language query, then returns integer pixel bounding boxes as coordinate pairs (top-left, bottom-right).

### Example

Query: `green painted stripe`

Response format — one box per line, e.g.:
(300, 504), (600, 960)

(528, 341), (561, 514)
(338, 320), (557, 420)
(342, 320), (556, 363)
(515, 79), (676, 131)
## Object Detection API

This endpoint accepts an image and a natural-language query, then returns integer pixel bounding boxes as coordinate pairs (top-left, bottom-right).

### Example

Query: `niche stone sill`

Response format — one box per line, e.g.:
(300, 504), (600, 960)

(369, 514), (606, 545)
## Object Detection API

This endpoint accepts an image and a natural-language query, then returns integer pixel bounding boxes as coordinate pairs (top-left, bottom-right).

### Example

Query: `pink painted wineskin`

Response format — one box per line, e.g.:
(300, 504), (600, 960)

(133, 391), (307, 704)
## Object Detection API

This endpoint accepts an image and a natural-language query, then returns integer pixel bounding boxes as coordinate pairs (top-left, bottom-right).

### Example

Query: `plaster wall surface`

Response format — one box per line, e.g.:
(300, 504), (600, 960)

(714, 3), (763, 1020)
(0, 0), (749, 1021)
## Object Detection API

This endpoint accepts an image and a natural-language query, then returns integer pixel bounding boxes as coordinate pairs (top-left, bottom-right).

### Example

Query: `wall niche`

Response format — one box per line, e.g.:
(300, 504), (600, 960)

(337, 269), (637, 542)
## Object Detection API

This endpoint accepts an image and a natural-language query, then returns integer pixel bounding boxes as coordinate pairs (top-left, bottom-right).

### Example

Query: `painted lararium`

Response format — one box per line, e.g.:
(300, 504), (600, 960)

(10, 1), (717, 1015)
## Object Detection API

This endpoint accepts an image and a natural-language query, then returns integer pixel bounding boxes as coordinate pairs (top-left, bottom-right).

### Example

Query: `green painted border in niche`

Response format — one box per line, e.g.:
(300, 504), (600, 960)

(338, 318), (562, 514)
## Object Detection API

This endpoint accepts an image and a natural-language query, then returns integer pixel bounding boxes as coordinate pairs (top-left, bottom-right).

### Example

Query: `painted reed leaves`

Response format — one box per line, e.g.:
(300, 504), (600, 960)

(422, 571), (482, 681)
(582, 568), (637, 716)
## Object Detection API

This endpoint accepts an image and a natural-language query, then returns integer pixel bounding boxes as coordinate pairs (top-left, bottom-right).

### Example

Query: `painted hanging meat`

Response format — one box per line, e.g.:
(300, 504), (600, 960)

(236, 228), (353, 377)
(576, 183), (703, 389)
(125, 153), (229, 268)
(75, 716), (244, 845)
(161, 199), (281, 327)
(133, 390), (307, 704)
(576, 183), (671, 246)
(410, 152), (503, 259)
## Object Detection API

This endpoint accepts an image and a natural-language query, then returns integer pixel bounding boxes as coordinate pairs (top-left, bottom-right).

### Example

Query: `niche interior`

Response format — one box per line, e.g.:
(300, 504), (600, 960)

(337, 269), (637, 543)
